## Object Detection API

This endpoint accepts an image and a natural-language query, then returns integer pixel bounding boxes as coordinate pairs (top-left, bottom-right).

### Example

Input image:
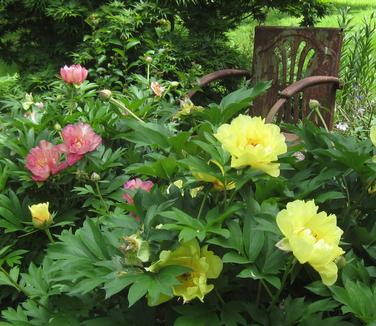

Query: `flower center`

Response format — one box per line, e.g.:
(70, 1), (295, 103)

(296, 227), (320, 242)
(36, 158), (46, 167)
(178, 272), (193, 282)
(247, 139), (259, 147)
(74, 138), (83, 148)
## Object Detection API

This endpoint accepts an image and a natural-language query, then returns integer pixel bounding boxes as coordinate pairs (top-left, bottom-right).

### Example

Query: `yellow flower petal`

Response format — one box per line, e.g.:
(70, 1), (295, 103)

(276, 199), (344, 286)
(214, 115), (287, 177)
(28, 202), (52, 229)
(147, 239), (222, 305)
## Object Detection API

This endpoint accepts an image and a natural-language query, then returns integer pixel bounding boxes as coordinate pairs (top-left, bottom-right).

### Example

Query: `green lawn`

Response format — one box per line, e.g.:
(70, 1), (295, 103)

(227, 0), (376, 65)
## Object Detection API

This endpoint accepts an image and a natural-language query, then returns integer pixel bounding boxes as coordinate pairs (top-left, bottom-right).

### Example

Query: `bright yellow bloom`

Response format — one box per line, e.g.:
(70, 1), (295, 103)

(147, 239), (223, 304)
(214, 115), (287, 177)
(276, 200), (344, 286)
(28, 202), (52, 229)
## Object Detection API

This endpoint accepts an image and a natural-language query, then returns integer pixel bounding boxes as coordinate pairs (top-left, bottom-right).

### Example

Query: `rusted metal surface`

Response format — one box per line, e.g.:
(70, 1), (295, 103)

(189, 26), (343, 130)
(252, 26), (343, 129)
(187, 69), (251, 99)
(265, 76), (340, 124)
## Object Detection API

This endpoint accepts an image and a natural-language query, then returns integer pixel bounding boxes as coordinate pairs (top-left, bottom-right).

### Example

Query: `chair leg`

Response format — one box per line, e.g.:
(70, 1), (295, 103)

(265, 98), (287, 123)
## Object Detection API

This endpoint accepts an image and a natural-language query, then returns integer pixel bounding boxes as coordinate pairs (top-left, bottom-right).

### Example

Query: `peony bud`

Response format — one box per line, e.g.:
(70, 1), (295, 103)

(60, 64), (88, 85)
(309, 99), (320, 109)
(91, 172), (100, 181)
(99, 89), (112, 100)
(29, 202), (53, 229)
(145, 56), (153, 64)
(170, 81), (179, 87)
(54, 123), (62, 131)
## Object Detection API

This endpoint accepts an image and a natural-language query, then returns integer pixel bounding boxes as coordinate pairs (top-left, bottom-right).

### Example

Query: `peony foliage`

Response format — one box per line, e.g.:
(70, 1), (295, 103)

(1, 65), (376, 325)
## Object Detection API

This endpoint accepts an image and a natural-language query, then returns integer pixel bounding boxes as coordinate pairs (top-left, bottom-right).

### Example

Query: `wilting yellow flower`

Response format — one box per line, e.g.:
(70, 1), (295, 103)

(190, 186), (204, 198)
(166, 179), (184, 196)
(191, 159), (235, 191)
(276, 200), (344, 286)
(174, 98), (204, 119)
(368, 183), (376, 194)
(214, 115), (287, 177)
(119, 234), (150, 266)
(192, 172), (235, 191)
(150, 81), (165, 97)
(28, 202), (52, 229)
(147, 239), (223, 304)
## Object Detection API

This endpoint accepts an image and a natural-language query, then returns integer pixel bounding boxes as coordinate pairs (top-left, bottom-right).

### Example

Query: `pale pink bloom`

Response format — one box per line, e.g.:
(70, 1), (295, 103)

(25, 140), (67, 181)
(123, 178), (154, 204)
(292, 151), (305, 161)
(59, 123), (102, 165)
(60, 64), (88, 85)
(35, 102), (44, 109)
(150, 81), (165, 97)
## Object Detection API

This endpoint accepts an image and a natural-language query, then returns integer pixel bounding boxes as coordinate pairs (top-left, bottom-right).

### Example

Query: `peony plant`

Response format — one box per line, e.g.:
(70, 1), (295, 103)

(1, 64), (376, 326)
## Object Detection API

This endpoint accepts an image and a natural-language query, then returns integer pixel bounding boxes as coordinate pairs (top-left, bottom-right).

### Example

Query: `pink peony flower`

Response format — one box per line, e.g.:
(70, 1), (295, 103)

(59, 123), (102, 165)
(123, 178), (154, 205)
(60, 64), (88, 85)
(25, 140), (67, 181)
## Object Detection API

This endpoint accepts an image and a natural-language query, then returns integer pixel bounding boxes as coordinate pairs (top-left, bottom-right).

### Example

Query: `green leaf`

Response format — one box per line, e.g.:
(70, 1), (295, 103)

(128, 278), (150, 307)
(315, 191), (345, 203)
(222, 252), (251, 264)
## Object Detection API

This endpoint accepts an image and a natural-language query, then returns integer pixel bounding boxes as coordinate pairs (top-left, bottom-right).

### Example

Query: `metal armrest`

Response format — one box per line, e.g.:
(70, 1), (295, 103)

(265, 76), (341, 124)
(188, 69), (251, 99)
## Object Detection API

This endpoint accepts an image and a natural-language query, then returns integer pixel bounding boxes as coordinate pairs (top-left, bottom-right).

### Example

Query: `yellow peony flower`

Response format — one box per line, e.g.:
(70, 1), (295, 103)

(214, 115), (287, 177)
(276, 200), (345, 286)
(28, 202), (52, 229)
(147, 239), (223, 304)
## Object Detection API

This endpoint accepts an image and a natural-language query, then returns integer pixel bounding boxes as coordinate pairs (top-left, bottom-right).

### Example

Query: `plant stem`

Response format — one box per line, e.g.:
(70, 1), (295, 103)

(215, 289), (225, 305)
(197, 190), (208, 219)
(269, 258), (295, 310)
(0, 266), (50, 311)
(95, 180), (110, 215)
(109, 98), (145, 123)
(147, 63), (150, 83)
(44, 229), (55, 244)
(261, 279), (274, 299)
(256, 280), (262, 307)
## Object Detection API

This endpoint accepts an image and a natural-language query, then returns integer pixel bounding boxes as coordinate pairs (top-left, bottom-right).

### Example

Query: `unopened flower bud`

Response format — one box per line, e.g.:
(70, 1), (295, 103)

(54, 123), (61, 131)
(309, 99), (320, 109)
(91, 172), (100, 181)
(335, 256), (346, 269)
(29, 202), (53, 229)
(99, 89), (112, 100)
(145, 56), (153, 64)
(170, 81), (179, 87)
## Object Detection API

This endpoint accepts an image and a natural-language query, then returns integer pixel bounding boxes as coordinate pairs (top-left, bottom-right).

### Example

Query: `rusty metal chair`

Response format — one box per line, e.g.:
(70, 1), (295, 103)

(188, 26), (343, 135)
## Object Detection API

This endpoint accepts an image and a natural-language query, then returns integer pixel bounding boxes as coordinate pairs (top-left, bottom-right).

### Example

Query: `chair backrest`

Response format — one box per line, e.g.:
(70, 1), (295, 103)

(251, 26), (343, 129)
